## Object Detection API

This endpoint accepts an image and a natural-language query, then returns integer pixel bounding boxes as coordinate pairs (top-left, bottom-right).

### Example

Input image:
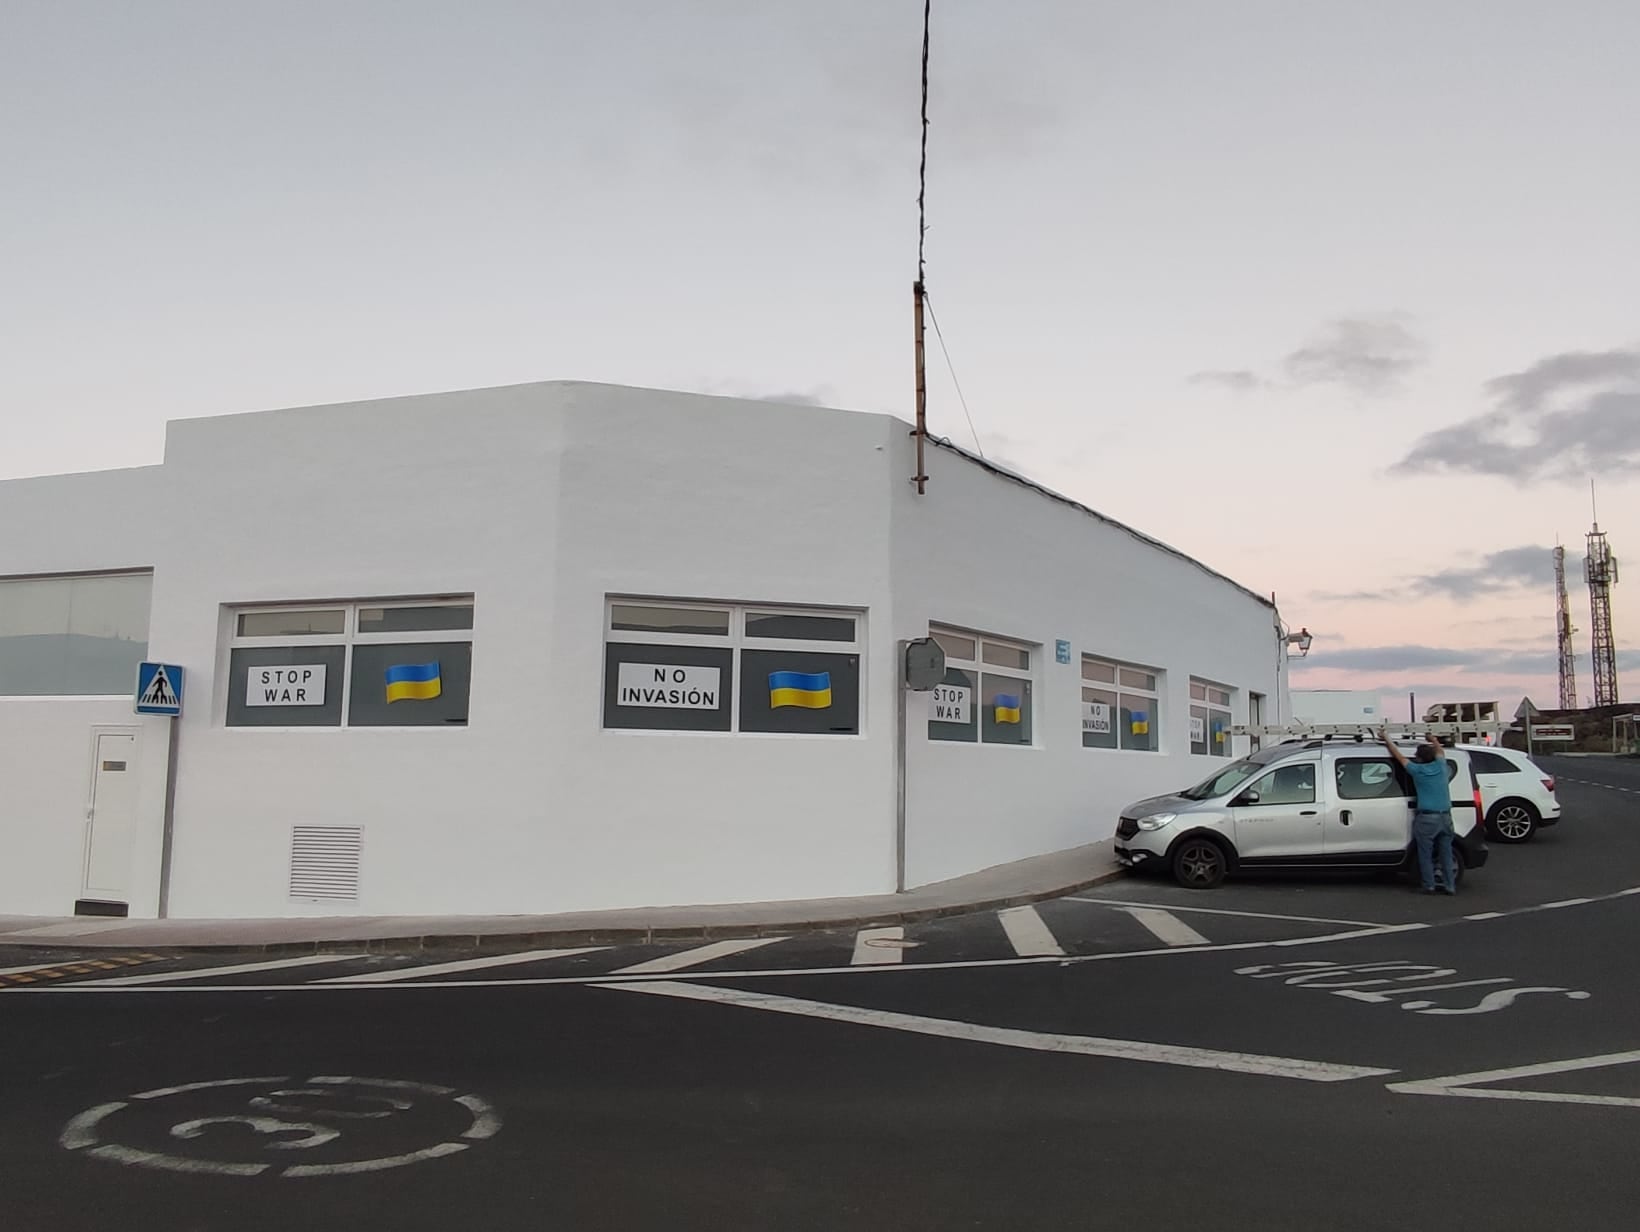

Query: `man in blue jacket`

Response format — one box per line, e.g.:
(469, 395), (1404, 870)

(1380, 728), (1456, 895)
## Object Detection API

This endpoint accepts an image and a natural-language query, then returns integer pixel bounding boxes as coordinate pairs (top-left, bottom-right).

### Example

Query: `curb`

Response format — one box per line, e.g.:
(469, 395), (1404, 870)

(7, 863), (1128, 957)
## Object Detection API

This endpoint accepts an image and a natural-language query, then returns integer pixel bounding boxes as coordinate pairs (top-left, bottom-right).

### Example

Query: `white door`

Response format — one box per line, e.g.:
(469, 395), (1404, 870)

(1325, 755), (1414, 859)
(1230, 761), (1323, 860)
(83, 730), (139, 904)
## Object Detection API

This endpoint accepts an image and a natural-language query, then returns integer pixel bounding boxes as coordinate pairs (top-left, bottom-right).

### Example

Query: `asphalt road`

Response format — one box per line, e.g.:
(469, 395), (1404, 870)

(3, 763), (1638, 1230)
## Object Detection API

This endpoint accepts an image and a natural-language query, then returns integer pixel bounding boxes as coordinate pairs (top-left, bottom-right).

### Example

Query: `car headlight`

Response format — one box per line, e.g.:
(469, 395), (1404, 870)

(1137, 813), (1177, 831)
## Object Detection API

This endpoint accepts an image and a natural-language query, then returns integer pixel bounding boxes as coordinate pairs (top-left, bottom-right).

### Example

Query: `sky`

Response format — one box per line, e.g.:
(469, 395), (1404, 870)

(2, 0), (1636, 710)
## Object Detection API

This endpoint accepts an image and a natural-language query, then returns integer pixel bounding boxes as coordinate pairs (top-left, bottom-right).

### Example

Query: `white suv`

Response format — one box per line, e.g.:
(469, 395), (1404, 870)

(1113, 738), (1490, 888)
(1458, 744), (1562, 843)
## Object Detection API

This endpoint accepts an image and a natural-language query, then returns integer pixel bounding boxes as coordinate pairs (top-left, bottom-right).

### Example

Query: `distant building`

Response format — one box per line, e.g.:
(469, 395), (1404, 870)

(1292, 689), (1383, 725)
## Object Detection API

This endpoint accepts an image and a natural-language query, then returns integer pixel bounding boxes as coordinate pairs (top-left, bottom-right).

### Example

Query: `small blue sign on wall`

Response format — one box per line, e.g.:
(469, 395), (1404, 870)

(1055, 640), (1071, 665)
(135, 662), (184, 716)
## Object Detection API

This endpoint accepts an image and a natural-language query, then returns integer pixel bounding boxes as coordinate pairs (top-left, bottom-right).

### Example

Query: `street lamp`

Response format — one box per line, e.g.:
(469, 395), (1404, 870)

(1285, 627), (1313, 658)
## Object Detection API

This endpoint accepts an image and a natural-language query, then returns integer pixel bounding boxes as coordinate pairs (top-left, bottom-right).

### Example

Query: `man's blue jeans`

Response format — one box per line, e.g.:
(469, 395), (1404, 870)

(1413, 809), (1456, 891)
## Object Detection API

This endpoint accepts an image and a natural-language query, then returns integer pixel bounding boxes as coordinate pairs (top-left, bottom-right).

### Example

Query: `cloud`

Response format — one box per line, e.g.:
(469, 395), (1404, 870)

(1398, 346), (1640, 480)
(1291, 644), (1639, 681)
(1409, 545), (1556, 600)
(1189, 314), (1427, 398)
(1281, 315), (1429, 396)
(1314, 544), (1554, 604)
(1188, 369), (1264, 393)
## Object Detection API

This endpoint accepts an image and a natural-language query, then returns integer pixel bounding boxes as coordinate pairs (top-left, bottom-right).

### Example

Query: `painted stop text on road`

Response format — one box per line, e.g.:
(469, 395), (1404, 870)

(1234, 960), (1592, 1015)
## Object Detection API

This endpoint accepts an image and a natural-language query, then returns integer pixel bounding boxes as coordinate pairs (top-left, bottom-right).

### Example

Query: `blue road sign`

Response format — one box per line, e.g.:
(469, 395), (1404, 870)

(135, 662), (184, 716)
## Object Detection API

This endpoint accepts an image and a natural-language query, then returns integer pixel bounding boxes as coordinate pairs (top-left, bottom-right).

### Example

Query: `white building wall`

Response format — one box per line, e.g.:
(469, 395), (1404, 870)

(2, 381), (1287, 919)
(893, 439), (1283, 888)
(0, 467), (170, 915)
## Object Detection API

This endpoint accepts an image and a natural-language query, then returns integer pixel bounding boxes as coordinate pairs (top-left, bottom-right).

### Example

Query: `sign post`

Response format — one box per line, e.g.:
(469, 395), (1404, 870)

(135, 663), (185, 917)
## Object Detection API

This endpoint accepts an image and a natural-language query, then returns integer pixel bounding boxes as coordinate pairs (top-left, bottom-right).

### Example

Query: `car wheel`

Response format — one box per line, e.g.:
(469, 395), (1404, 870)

(1488, 800), (1539, 844)
(1172, 837), (1228, 889)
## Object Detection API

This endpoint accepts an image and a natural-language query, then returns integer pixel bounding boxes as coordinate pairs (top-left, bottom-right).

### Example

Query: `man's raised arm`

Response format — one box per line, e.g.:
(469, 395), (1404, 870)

(1379, 727), (1408, 766)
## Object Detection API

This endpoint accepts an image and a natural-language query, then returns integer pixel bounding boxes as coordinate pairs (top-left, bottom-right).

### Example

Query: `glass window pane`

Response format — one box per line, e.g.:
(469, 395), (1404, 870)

(1210, 687), (1232, 707)
(981, 673), (1032, 745)
(0, 573), (152, 696)
(238, 609), (345, 637)
(1209, 708), (1232, 757)
(1082, 686), (1117, 749)
(603, 643), (734, 732)
(349, 642), (472, 727)
(1336, 758), (1412, 800)
(1119, 667), (1156, 692)
(1256, 764), (1317, 805)
(1081, 659), (1116, 684)
(741, 649), (859, 734)
(982, 642), (1030, 670)
(932, 631), (976, 663)
(610, 604), (729, 636)
(1120, 692), (1160, 752)
(744, 612), (856, 642)
(227, 644), (346, 727)
(928, 667), (978, 742)
(358, 604), (474, 633)
(1189, 705), (1210, 755)
(1190, 682), (1208, 701)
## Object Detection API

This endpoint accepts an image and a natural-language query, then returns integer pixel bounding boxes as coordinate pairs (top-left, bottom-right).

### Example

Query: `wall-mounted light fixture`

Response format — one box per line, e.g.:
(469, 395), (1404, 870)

(1285, 627), (1313, 658)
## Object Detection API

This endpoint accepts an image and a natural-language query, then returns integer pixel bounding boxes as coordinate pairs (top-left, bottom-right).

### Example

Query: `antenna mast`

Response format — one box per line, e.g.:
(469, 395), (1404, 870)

(911, 0), (931, 495)
(1585, 480), (1621, 706)
(1553, 544), (1578, 709)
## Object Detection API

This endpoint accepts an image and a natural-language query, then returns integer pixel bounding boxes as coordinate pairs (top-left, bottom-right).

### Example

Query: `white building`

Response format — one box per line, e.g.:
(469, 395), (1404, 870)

(1291, 689), (1384, 726)
(0, 382), (1289, 919)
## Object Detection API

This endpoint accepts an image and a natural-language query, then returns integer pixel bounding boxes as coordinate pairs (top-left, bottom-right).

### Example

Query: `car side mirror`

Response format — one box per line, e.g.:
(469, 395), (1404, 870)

(1232, 789), (1260, 807)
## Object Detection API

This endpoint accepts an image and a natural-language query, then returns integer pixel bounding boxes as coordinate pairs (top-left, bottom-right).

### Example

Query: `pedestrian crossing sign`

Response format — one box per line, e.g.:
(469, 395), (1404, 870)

(135, 662), (184, 716)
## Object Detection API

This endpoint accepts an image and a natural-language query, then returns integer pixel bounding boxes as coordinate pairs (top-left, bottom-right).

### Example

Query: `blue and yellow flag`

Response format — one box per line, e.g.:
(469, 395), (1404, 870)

(994, 693), (1021, 724)
(385, 661), (442, 703)
(769, 670), (831, 709)
(1131, 711), (1149, 735)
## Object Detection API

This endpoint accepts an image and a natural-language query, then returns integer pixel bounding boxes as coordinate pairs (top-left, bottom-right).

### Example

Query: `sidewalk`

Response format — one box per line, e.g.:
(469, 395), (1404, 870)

(0, 840), (1121, 954)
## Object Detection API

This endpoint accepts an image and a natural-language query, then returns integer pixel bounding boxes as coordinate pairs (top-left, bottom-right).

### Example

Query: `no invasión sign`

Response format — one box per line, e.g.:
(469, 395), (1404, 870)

(616, 663), (721, 709)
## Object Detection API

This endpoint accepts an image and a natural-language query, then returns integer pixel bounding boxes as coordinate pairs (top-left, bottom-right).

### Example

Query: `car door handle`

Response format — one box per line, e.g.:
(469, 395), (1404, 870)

(1300, 810), (1318, 816)
(1339, 810), (1351, 825)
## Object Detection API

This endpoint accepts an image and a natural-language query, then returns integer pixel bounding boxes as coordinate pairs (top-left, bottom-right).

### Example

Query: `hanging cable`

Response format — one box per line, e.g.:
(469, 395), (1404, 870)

(923, 290), (984, 459)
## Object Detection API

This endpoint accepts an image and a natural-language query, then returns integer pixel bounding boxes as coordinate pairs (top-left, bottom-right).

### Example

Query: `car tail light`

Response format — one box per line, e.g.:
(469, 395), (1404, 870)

(1474, 786), (1484, 812)
(1543, 777), (1556, 794)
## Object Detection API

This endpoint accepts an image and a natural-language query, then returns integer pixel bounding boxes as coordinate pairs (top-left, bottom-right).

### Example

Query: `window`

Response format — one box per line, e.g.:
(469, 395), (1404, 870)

(226, 599), (473, 727)
(1190, 678), (1234, 757)
(603, 599), (861, 735)
(1251, 764), (1317, 806)
(1469, 750), (1518, 775)
(1081, 656), (1161, 751)
(1335, 758), (1410, 800)
(0, 572), (152, 696)
(929, 626), (1033, 746)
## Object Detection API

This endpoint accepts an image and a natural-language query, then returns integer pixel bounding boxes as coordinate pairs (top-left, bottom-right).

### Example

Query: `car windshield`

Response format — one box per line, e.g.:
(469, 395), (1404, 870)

(1179, 748), (1287, 800)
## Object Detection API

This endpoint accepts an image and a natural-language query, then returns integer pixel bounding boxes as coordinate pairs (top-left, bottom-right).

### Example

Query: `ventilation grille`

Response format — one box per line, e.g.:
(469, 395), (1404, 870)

(289, 826), (363, 901)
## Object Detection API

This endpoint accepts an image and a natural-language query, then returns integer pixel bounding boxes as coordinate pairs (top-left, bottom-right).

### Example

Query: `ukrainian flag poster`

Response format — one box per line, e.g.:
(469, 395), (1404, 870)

(385, 661), (442, 703)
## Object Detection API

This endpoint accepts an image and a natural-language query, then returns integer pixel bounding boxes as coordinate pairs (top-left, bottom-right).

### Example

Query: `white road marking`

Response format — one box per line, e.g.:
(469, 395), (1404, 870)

(89, 1143), (269, 1176)
(852, 926), (905, 965)
(0, 962), (73, 976)
(1068, 897), (1377, 927)
(97, 955), (362, 987)
(1389, 1049), (1640, 1107)
(996, 905), (1065, 957)
(1620, 887), (1640, 897)
(133, 1077), (289, 1100)
(22, 921), (1450, 993)
(605, 980), (1396, 1083)
(283, 1143), (469, 1176)
(455, 1094), (502, 1140)
(321, 947), (604, 984)
(1120, 907), (1211, 947)
(1333, 978), (1510, 1003)
(1537, 898), (1595, 910)
(61, 1103), (127, 1149)
(611, 937), (785, 975)
(1464, 912), (1504, 920)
